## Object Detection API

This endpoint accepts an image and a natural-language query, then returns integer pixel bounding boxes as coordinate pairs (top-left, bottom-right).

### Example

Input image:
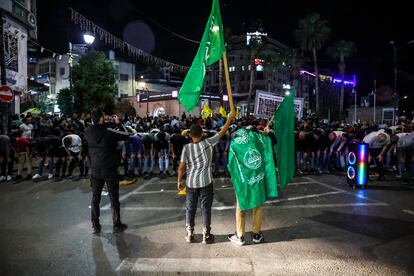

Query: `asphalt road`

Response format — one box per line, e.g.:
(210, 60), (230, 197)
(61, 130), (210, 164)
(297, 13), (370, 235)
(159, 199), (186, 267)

(0, 173), (413, 275)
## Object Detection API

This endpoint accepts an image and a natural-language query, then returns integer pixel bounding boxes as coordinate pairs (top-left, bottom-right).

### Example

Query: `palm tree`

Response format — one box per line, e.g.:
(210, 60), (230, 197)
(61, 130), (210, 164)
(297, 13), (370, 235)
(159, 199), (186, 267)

(284, 48), (306, 97)
(246, 39), (263, 114)
(294, 13), (330, 116)
(264, 52), (283, 92)
(327, 40), (356, 117)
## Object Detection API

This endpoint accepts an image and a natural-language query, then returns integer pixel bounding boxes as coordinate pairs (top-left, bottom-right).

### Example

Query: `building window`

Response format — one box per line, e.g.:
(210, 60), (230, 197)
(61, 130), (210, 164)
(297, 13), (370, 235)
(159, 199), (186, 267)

(59, 67), (65, 76)
(51, 62), (56, 74)
(39, 62), (49, 74)
(120, 74), (129, 81)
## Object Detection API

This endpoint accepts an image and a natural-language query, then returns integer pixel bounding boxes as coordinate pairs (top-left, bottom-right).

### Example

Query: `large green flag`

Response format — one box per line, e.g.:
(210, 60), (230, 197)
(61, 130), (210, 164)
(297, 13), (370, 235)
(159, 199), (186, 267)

(228, 129), (278, 211)
(178, 0), (225, 112)
(274, 89), (295, 188)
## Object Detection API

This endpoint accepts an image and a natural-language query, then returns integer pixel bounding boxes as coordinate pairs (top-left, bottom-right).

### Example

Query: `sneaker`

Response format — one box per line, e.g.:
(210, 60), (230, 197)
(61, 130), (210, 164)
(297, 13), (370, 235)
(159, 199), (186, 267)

(92, 224), (101, 235)
(252, 232), (264, 244)
(6, 175), (12, 181)
(166, 171), (171, 177)
(202, 233), (215, 244)
(185, 227), (194, 243)
(0, 176), (5, 182)
(228, 233), (245, 246)
(48, 174), (54, 179)
(101, 191), (109, 196)
(32, 174), (41, 180)
(113, 223), (128, 233)
(396, 174), (402, 178)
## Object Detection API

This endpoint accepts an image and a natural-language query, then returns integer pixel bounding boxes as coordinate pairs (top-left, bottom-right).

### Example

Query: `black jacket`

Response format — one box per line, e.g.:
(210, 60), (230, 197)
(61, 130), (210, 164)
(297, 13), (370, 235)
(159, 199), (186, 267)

(84, 123), (129, 170)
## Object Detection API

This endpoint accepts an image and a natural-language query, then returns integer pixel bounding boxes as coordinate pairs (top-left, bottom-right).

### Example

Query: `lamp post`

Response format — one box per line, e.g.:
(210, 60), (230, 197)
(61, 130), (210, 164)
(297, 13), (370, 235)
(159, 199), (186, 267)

(389, 39), (414, 123)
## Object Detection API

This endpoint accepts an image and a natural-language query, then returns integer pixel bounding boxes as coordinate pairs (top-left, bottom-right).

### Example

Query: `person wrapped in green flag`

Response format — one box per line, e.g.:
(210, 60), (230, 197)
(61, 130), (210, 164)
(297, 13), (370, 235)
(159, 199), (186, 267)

(274, 89), (296, 188)
(178, 0), (225, 112)
(227, 128), (278, 245)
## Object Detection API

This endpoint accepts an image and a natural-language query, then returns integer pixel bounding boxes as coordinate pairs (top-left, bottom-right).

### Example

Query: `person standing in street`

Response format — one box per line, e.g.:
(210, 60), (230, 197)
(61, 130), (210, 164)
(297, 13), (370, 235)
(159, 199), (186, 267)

(84, 109), (130, 234)
(177, 109), (235, 244)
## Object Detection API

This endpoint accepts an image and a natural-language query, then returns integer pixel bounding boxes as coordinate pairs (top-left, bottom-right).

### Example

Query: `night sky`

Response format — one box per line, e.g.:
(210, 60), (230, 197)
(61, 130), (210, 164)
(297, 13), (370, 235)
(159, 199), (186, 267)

(37, 0), (413, 111)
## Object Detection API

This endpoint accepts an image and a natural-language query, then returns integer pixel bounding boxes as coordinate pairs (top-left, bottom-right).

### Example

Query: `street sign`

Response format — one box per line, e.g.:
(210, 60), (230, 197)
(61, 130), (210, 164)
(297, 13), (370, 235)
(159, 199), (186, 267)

(0, 86), (14, 103)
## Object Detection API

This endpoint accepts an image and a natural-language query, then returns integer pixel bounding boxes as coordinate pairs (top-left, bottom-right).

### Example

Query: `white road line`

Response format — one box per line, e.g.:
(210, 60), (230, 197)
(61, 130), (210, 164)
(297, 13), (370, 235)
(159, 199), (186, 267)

(266, 191), (342, 204)
(132, 187), (235, 195)
(304, 177), (386, 204)
(116, 258), (253, 273)
(402, 209), (414, 216)
(101, 178), (155, 210)
(121, 202), (387, 211)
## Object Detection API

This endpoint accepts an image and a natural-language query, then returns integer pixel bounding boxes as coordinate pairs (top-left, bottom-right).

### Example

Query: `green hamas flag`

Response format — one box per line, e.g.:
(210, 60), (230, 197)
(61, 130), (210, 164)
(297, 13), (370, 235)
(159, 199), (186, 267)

(228, 129), (278, 211)
(178, 0), (225, 112)
(274, 89), (295, 188)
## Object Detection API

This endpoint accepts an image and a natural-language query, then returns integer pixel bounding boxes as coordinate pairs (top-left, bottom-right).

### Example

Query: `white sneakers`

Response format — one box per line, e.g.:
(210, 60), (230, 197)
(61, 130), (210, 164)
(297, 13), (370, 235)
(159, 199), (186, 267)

(48, 174), (54, 179)
(32, 174), (41, 180)
(1, 175), (14, 182)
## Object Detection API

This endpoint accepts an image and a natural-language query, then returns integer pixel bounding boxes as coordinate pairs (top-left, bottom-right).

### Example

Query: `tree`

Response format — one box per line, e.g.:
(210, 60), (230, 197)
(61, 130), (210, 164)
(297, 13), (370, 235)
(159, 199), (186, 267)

(284, 48), (306, 97)
(115, 100), (136, 117)
(57, 87), (73, 115)
(71, 50), (117, 113)
(246, 39), (264, 114)
(327, 40), (356, 117)
(264, 52), (283, 92)
(294, 13), (330, 116)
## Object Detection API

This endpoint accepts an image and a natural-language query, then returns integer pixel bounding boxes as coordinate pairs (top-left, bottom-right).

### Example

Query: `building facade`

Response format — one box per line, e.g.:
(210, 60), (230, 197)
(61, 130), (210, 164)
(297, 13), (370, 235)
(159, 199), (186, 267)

(0, 0), (37, 117)
(204, 31), (290, 115)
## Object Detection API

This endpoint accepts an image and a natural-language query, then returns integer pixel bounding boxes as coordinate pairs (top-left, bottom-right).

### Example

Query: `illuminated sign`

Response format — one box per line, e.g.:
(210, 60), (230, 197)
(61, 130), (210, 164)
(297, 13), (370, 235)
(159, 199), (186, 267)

(300, 70), (356, 86)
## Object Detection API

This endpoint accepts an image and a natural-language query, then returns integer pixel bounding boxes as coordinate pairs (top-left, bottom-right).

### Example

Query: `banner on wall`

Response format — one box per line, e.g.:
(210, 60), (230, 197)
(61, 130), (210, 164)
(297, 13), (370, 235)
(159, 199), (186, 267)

(254, 90), (304, 120)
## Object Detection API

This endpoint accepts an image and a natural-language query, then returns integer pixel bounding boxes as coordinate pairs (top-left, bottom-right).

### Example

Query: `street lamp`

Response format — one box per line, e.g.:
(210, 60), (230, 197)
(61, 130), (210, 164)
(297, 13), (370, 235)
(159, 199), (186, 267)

(83, 33), (95, 45)
(389, 39), (414, 123)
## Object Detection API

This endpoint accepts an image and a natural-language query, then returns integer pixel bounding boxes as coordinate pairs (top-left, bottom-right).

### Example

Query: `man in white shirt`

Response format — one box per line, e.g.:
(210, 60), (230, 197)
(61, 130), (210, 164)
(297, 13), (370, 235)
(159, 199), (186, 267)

(19, 117), (34, 140)
(62, 133), (84, 178)
(363, 129), (391, 180)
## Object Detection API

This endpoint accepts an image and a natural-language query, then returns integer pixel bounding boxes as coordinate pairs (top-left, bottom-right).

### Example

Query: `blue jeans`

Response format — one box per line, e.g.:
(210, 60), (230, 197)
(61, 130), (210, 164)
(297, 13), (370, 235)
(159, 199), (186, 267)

(129, 153), (142, 175)
(158, 148), (169, 172)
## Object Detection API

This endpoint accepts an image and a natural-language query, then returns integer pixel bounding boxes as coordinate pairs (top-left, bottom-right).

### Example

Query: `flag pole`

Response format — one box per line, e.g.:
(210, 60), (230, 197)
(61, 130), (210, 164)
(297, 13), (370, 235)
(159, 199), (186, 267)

(222, 52), (235, 114)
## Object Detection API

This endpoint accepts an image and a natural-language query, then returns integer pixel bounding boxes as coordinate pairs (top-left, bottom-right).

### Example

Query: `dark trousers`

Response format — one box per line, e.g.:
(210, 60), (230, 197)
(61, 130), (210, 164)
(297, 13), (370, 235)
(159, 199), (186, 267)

(185, 183), (214, 233)
(370, 148), (385, 178)
(68, 151), (84, 176)
(0, 150), (14, 176)
(90, 167), (121, 227)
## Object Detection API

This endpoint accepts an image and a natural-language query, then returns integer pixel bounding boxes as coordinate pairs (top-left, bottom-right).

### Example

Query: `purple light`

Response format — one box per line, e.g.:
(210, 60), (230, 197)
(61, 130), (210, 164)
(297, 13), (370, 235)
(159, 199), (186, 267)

(301, 70), (357, 87)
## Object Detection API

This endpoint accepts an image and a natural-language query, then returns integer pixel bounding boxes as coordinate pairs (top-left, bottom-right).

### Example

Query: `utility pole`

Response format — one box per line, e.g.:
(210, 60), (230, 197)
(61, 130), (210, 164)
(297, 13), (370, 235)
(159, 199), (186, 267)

(373, 80), (377, 123)
(0, 11), (9, 134)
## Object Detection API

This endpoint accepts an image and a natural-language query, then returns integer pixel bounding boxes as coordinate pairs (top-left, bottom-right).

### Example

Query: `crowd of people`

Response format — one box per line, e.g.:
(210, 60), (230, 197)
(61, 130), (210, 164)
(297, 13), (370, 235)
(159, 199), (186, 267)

(1, 111), (414, 184)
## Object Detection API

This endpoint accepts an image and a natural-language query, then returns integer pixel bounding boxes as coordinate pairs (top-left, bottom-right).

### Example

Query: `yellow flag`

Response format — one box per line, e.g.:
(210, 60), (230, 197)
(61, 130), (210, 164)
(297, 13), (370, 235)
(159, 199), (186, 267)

(236, 107), (241, 119)
(219, 105), (227, 118)
(201, 103), (212, 119)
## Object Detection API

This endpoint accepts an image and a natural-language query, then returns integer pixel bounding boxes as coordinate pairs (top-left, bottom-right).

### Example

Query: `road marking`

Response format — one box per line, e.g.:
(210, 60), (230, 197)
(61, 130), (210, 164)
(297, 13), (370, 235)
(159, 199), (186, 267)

(101, 178), (155, 210)
(121, 202), (387, 211)
(116, 258), (253, 273)
(304, 177), (386, 204)
(266, 191), (342, 204)
(402, 209), (414, 216)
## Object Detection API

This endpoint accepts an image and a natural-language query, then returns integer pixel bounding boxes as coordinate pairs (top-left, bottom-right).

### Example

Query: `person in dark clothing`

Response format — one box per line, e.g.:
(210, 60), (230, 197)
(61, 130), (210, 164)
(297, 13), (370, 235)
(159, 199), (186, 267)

(84, 109), (130, 234)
